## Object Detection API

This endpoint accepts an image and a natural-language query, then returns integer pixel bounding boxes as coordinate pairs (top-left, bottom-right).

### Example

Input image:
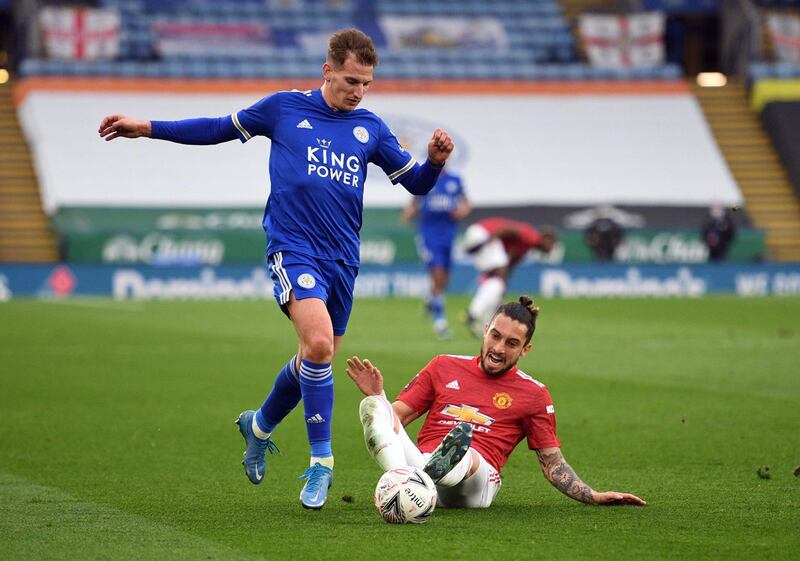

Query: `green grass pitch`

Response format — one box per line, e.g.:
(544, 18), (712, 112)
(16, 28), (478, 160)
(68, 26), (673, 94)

(1, 296), (798, 561)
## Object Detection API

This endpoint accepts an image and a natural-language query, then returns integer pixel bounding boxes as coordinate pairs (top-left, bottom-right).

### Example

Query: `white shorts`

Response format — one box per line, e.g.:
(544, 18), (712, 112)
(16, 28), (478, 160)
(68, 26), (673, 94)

(424, 449), (502, 509)
(396, 424), (502, 508)
(464, 225), (509, 273)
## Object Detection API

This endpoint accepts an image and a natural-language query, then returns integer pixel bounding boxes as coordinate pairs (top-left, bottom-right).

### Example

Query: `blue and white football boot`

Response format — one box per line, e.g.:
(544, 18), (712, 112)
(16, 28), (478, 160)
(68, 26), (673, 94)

(298, 463), (333, 510)
(235, 410), (279, 485)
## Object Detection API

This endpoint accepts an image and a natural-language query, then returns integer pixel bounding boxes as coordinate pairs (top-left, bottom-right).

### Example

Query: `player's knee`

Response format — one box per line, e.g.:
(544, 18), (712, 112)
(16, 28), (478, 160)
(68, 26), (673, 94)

(302, 334), (334, 363)
(359, 395), (381, 423)
(359, 396), (400, 433)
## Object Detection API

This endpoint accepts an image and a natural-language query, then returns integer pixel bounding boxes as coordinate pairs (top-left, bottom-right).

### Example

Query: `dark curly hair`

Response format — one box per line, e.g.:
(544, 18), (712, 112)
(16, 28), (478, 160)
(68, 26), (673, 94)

(491, 295), (540, 344)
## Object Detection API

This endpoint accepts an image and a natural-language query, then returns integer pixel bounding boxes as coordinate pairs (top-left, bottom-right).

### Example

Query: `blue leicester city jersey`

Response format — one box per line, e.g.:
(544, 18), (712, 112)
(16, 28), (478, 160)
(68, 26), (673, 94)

(419, 172), (464, 244)
(232, 88), (416, 266)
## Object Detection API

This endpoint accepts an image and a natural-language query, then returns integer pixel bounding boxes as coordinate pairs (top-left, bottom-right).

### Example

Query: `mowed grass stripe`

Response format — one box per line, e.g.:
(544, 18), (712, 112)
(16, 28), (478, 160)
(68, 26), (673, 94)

(0, 472), (261, 561)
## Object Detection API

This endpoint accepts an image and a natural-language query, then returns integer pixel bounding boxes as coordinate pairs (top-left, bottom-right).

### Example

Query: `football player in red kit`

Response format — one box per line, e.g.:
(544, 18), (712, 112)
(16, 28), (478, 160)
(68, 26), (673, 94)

(347, 296), (645, 508)
(462, 218), (557, 337)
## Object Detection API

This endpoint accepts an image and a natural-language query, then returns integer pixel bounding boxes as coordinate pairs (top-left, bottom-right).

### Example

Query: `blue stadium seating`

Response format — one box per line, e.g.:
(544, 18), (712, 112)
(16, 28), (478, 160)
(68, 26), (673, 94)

(750, 63), (800, 81)
(20, 0), (683, 81)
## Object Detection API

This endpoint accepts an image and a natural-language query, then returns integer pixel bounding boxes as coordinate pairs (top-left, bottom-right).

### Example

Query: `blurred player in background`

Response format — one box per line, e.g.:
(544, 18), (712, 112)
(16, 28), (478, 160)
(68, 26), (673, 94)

(98, 28), (454, 510)
(462, 218), (556, 337)
(701, 204), (737, 262)
(401, 170), (470, 339)
(347, 296), (645, 508)
(585, 215), (624, 262)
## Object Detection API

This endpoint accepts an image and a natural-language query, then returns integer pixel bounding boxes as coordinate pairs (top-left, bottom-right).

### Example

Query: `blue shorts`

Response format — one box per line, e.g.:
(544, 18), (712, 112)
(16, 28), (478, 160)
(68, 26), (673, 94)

(418, 236), (453, 271)
(267, 251), (357, 336)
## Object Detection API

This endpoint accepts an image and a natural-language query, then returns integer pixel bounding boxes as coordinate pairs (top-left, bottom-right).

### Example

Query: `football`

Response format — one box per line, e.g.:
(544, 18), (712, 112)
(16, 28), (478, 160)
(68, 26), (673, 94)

(374, 467), (437, 524)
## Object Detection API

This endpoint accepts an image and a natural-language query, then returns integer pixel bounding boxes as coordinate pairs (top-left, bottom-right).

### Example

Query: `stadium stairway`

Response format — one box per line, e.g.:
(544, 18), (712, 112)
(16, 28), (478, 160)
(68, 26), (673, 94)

(0, 81), (59, 263)
(694, 81), (800, 262)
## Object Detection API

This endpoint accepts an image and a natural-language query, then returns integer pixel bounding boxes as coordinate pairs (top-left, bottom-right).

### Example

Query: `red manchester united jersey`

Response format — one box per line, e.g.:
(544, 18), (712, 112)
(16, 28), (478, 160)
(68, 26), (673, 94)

(396, 354), (560, 472)
(478, 218), (543, 266)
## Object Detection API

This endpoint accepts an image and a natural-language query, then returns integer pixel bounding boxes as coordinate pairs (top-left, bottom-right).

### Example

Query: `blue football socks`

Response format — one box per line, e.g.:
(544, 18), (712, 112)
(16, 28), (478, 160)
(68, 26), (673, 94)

(298, 358), (334, 458)
(430, 294), (445, 323)
(256, 355), (302, 434)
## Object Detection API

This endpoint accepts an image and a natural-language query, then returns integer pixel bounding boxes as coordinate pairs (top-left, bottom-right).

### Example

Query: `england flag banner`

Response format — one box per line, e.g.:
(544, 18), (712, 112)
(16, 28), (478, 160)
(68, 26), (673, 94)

(579, 12), (665, 68)
(766, 12), (800, 64)
(39, 7), (120, 61)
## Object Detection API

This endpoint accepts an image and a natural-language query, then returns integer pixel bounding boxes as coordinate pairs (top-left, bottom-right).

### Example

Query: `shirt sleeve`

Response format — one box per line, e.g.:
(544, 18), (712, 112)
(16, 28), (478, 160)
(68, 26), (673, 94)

(231, 92), (282, 142)
(523, 387), (561, 449)
(370, 119), (417, 184)
(395, 357), (438, 414)
(150, 116), (238, 145)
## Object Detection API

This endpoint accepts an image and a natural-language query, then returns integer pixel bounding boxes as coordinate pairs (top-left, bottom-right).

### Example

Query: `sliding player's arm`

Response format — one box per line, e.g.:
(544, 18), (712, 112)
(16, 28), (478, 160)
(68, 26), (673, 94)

(534, 447), (646, 506)
(391, 400), (421, 428)
(346, 355), (426, 430)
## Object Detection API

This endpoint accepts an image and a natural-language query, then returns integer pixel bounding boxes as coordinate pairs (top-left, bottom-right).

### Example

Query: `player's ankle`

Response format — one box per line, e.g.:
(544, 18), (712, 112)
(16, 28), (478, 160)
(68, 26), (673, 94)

(311, 456), (334, 469)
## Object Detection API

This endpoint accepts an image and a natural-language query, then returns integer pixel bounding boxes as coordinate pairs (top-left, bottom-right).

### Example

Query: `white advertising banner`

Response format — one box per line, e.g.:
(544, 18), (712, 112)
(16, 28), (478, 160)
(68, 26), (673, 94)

(19, 90), (742, 213)
(379, 16), (510, 50)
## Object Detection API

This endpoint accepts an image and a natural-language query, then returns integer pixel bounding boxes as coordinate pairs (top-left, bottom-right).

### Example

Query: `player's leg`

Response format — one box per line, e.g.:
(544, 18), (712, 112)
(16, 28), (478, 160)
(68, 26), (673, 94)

(431, 236), (456, 338)
(429, 264), (452, 339)
(422, 422), (473, 483)
(236, 251), (336, 506)
(360, 404), (479, 495)
(235, 252), (304, 485)
(435, 449), (501, 508)
(467, 274), (505, 334)
(290, 294), (336, 509)
(358, 394), (425, 471)
(465, 239), (509, 335)
(236, 353), (302, 485)
(252, 352), (301, 439)
(416, 235), (437, 317)
(294, 259), (357, 509)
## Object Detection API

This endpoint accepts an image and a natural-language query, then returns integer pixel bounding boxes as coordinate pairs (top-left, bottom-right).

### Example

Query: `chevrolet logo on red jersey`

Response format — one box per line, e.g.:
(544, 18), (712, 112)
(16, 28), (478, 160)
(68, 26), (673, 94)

(441, 404), (495, 426)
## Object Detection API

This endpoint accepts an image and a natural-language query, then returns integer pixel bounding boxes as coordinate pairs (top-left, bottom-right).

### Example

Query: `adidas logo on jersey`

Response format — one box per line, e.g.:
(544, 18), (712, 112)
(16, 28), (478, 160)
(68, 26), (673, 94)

(306, 413), (326, 424)
(297, 119), (313, 129)
(446, 380), (460, 390)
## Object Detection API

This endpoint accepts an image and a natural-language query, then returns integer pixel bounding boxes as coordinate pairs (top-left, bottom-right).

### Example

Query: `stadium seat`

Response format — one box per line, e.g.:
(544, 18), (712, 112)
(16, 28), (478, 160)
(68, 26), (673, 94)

(19, 0), (687, 82)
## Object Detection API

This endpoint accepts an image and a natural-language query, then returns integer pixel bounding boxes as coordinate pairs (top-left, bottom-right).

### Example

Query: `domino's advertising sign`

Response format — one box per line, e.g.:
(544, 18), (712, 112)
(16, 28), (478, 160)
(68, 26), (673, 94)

(0, 264), (799, 300)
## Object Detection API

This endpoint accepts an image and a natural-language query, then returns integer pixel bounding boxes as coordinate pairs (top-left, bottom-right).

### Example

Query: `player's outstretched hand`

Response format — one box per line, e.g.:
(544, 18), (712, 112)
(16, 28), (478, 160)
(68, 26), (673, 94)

(98, 114), (152, 141)
(345, 356), (385, 397)
(592, 491), (646, 506)
(427, 128), (454, 167)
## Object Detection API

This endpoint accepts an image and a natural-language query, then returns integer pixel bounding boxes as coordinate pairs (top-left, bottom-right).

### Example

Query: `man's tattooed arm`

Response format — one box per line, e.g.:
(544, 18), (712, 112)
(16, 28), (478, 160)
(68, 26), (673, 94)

(535, 447), (595, 504)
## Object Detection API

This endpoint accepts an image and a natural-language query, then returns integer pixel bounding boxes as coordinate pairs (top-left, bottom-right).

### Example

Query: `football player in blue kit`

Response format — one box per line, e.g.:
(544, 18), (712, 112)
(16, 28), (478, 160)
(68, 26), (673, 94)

(402, 170), (470, 339)
(99, 28), (454, 509)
